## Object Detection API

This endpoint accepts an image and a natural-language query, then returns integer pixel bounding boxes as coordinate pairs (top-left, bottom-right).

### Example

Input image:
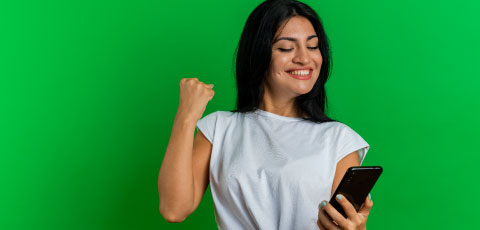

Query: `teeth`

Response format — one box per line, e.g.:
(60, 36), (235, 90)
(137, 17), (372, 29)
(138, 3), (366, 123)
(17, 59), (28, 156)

(288, 70), (310, 76)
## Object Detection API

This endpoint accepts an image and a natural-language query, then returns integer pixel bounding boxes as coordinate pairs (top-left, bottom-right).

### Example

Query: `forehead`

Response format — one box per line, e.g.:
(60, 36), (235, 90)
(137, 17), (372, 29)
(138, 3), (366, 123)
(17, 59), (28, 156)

(275, 16), (316, 37)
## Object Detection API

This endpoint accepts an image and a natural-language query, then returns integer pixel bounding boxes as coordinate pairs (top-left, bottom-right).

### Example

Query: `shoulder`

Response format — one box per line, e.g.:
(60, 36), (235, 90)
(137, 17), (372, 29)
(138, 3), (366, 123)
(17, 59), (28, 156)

(324, 121), (368, 150)
(198, 110), (238, 125)
(312, 121), (364, 141)
(196, 111), (237, 143)
(312, 120), (349, 133)
(215, 110), (236, 118)
(330, 121), (355, 133)
(328, 121), (363, 138)
(201, 110), (236, 120)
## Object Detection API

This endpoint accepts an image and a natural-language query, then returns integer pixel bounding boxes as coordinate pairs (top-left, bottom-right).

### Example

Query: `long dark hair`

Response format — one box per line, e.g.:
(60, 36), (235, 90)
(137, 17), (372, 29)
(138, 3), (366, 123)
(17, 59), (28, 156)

(231, 0), (337, 123)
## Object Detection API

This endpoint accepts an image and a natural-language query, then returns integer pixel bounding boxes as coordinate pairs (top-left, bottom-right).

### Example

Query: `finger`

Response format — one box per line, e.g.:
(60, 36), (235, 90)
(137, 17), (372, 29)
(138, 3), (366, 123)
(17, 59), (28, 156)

(359, 193), (373, 217)
(318, 201), (341, 230)
(317, 218), (327, 230)
(208, 91), (215, 101)
(335, 194), (359, 222)
(322, 200), (348, 228)
(199, 81), (213, 88)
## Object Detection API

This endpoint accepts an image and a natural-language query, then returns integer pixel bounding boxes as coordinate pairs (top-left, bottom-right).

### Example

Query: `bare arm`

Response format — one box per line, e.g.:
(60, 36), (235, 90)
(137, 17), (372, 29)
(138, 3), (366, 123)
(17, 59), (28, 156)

(158, 114), (197, 222)
(331, 151), (360, 197)
(157, 78), (214, 223)
(191, 130), (213, 215)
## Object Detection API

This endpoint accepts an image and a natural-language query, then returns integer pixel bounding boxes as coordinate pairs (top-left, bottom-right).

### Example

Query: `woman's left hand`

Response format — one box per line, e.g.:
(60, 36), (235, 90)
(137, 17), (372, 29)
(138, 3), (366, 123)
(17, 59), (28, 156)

(316, 194), (373, 230)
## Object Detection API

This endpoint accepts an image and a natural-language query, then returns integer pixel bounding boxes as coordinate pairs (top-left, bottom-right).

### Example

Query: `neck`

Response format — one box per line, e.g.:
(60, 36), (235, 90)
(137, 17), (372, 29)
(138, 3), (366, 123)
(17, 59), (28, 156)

(259, 83), (301, 118)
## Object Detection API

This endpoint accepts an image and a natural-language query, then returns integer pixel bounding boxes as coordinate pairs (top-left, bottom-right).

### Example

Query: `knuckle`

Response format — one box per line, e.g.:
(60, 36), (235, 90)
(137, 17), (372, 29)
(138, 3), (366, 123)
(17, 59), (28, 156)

(190, 80), (199, 87)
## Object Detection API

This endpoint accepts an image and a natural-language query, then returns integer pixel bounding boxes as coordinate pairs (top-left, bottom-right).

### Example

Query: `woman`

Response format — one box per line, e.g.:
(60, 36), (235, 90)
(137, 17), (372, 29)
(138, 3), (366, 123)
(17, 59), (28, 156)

(158, 0), (373, 229)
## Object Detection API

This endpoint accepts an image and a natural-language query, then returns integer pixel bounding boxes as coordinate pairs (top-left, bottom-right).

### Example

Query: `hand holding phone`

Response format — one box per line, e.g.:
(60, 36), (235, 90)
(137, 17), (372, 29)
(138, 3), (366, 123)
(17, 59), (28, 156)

(329, 166), (383, 218)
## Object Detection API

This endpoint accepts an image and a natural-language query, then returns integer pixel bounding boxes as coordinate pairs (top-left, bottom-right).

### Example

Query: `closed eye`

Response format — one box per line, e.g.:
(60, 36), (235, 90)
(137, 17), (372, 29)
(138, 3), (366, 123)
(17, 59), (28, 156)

(278, 48), (293, 52)
(278, 46), (319, 52)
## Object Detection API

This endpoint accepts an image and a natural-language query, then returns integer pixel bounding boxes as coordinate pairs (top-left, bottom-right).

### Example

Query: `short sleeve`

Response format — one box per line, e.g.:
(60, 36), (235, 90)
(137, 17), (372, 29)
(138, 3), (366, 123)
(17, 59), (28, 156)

(335, 124), (370, 165)
(196, 111), (218, 144)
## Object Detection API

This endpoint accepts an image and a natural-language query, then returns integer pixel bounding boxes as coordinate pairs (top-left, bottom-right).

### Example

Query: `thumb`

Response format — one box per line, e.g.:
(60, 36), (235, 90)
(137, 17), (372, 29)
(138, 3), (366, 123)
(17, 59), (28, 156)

(205, 84), (214, 88)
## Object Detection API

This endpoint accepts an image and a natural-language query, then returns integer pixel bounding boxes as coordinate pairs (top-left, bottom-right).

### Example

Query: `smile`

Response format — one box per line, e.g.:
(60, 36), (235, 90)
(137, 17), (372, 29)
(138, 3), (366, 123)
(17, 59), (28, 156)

(286, 70), (312, 80)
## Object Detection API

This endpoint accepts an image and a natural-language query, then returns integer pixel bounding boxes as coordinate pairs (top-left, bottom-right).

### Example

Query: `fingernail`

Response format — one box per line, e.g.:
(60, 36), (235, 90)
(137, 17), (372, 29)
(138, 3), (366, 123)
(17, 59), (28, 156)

(368, 193), (372, 200)
(318, 201), (327, 209)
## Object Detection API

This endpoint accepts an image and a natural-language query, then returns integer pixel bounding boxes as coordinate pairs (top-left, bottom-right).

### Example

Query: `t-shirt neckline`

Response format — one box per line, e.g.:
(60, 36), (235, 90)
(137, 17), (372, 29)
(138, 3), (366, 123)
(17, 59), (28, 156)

(253, 108), (304, 122)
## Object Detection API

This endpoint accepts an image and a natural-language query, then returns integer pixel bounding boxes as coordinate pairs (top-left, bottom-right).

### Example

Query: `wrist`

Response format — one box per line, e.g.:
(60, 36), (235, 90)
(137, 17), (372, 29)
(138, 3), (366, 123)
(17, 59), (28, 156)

(175, 111), (198, 124)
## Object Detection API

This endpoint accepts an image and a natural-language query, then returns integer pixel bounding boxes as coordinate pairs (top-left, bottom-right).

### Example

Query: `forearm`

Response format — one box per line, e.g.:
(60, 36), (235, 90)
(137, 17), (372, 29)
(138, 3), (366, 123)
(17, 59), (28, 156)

(158, 114), (197, 218)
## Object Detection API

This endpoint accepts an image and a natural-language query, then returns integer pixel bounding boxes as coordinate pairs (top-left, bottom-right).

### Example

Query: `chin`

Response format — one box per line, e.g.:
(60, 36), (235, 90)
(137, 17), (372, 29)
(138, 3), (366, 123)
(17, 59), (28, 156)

(293, 88), (313, 96)
(298, 90), (313, 96)
(294, 84), (315, 95)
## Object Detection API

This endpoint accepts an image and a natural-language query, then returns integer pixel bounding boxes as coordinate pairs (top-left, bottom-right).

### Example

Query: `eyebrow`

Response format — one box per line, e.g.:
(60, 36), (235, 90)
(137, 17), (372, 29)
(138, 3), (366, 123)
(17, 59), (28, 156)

(272, 35), (318, 44)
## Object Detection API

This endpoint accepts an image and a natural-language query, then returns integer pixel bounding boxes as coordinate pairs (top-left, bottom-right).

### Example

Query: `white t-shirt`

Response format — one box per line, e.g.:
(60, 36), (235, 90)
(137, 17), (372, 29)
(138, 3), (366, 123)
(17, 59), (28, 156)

(196, 108), (370, 230)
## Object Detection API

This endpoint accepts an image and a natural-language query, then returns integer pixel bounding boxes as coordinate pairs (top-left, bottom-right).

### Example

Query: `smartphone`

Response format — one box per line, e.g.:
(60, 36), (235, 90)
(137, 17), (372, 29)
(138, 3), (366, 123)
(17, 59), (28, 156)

(329, 166), (383, 219)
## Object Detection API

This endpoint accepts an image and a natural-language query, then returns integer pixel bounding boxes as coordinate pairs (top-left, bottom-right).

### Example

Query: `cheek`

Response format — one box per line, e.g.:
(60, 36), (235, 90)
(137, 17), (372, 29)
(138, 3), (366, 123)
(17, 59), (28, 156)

(314, 52), (323, 64)
(271, 54), (291, 73)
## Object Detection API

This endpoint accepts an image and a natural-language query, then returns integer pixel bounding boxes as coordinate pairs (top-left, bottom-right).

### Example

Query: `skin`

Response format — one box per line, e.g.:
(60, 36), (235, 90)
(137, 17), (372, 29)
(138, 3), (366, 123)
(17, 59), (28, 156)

(260, 15), (322, 117)
(259, 16), (374, 230)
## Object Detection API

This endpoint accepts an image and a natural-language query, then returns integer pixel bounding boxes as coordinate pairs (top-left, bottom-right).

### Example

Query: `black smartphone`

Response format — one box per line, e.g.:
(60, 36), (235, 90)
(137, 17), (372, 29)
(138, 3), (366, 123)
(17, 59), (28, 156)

(329, 166), (383, 219)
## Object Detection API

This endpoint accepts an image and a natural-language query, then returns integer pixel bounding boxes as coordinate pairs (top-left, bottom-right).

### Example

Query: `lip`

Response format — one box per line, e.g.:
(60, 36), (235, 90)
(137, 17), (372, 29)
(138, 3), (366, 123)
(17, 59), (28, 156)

(286, 70), (312, 80)
(286, 66), (313, 71)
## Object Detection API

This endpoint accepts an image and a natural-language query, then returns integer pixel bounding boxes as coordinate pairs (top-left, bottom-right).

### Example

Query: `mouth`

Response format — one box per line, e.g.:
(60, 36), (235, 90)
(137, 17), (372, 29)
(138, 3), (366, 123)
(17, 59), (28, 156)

(285, 69), (313, 80)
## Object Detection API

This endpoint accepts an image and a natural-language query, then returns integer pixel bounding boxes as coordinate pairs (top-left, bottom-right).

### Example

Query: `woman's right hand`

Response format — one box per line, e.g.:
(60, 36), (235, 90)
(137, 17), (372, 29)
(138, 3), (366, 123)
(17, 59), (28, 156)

(176, 78), (215, 122)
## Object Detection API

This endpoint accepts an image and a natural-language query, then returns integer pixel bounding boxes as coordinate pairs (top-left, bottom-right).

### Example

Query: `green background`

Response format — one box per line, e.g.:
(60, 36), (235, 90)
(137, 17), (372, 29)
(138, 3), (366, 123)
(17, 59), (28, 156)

(1, 0), (478, 229)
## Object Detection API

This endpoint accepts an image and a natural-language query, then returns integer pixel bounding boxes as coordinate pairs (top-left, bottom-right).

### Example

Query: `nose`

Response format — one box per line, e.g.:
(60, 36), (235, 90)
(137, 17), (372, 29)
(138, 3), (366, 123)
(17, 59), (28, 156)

(292, 47), (311, 65)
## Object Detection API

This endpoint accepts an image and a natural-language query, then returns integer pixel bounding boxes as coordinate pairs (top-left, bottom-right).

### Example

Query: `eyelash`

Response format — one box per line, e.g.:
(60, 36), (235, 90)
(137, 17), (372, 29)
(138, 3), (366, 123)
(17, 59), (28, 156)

(278, 46), (319, 52)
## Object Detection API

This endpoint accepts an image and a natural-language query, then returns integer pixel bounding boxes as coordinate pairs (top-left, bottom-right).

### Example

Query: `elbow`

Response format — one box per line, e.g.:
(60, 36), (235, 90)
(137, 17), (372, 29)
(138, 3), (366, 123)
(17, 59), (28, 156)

(161, 212), (187, 223)
(162, 213), (187, 223)
(159, 206), (189, 223)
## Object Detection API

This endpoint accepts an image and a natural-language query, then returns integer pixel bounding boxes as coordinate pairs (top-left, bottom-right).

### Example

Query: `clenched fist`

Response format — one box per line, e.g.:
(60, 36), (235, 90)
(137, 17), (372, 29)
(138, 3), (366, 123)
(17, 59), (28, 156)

(175, 78), (215, 122)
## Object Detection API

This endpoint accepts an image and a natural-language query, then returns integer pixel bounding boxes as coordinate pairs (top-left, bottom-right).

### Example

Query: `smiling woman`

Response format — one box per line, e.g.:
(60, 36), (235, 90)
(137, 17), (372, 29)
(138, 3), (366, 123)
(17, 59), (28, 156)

(234, 1), (334, 121)
(265, 16), (324, 107)
(158, 0), (372, 229)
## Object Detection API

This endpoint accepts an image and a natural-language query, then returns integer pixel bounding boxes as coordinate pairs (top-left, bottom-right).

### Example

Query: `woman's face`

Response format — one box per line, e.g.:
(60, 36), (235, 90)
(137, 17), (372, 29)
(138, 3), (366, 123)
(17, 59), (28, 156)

(266, 16), (322, 98)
